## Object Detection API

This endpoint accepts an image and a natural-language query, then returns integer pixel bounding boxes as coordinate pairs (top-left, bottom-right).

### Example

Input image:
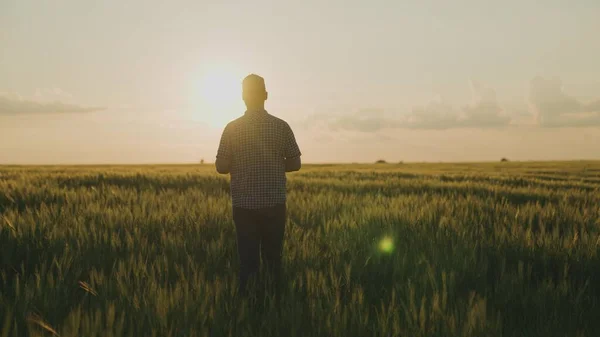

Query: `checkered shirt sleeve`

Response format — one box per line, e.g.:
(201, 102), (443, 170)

(216, 124), (231, 160)
(283, 122), (302, 159)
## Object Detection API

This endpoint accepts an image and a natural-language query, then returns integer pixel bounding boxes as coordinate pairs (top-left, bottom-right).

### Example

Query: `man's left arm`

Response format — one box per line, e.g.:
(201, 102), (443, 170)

(283, 122), (302, 172)
(215, 125), (232, 174)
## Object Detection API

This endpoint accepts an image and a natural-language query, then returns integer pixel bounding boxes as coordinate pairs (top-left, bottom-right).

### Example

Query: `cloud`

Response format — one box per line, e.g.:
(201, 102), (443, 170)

(403, 100), (460, 130)
(329, 113), (401, 132)
(299, 107), (403, 133)
(0, 92), (106, 115)
(33, 87), (75, 103)
(304, 81), (511, 132)
(405, 81), (511, 129)
(529, 76), (600, 127)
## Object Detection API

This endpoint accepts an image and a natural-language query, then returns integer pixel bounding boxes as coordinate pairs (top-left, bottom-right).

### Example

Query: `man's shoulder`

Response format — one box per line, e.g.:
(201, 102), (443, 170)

(225, 112), (291, 130)
(224, 116), (245, 129)
(265, 113), (291, 128)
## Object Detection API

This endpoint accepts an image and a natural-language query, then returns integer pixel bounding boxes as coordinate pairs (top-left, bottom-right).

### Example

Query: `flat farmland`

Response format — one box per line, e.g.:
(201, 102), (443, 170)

(1, 161), (600, 337)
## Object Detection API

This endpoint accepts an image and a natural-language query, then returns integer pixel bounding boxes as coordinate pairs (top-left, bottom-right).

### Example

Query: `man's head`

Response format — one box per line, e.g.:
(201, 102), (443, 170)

(242, 74), (268, 110)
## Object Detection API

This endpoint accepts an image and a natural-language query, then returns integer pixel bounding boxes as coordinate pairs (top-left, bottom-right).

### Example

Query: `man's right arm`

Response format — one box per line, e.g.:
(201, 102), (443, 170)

(215, 125), (232, 174)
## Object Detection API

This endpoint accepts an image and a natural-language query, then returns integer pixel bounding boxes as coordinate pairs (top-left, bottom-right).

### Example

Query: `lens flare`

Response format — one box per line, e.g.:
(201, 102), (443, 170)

(378, 237), (394, 254)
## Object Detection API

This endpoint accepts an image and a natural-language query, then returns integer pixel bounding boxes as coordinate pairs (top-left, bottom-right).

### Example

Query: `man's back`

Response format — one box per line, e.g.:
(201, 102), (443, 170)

(216, 110), (301, 209)
(215, 73), (301, 294)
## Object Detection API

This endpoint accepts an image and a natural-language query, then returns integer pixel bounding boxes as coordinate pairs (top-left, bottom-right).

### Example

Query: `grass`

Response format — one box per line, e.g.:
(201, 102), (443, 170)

(1, 161), (600, 336)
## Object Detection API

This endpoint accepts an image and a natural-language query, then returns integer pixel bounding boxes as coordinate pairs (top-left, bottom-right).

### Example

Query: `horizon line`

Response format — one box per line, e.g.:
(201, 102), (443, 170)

(2, 159), (600, 167)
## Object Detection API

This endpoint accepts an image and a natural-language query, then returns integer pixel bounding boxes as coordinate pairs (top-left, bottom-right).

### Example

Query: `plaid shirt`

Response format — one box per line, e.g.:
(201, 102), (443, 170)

(216, 110), (301, 209)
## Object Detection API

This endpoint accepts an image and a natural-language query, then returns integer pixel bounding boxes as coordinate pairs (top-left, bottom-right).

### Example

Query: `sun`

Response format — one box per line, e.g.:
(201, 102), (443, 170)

(195, 65), (245, 127)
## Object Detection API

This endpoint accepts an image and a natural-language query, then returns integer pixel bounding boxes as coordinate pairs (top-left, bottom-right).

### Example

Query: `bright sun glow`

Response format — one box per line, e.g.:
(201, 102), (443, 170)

(195, 64), (246, 127)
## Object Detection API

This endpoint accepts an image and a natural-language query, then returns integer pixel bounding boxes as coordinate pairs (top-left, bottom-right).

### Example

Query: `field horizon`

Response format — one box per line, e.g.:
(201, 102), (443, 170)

(2, 159), (600, 169)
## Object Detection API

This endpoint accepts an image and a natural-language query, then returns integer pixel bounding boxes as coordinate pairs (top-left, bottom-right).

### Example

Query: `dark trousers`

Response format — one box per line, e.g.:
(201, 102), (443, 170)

(232, 203), (286, 293)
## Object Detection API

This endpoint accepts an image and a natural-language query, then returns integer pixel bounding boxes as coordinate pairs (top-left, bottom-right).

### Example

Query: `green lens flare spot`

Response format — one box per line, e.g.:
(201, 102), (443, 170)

(378, 237), (394, 253)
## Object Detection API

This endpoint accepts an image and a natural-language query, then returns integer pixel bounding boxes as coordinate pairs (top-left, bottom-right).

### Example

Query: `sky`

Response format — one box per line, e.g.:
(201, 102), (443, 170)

(1, 0), (599, 164)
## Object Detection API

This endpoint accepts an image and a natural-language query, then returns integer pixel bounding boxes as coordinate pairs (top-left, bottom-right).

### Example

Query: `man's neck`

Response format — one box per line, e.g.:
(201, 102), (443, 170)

(245, 107), (266, 114)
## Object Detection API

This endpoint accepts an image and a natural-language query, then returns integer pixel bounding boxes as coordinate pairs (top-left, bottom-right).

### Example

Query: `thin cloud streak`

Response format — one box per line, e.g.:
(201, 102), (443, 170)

(0, 94), (106, 115)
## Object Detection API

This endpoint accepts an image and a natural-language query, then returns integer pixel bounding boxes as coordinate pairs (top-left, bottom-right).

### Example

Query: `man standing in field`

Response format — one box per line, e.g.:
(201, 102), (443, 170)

(215, 74), (302, 294)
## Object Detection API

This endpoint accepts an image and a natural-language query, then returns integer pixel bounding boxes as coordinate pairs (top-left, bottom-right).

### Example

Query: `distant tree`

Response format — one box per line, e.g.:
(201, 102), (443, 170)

(398, 160), (404, 164)
(375, 159), (387, 164)
(501, 157), (509, 162)
(200, 158), (205, 164)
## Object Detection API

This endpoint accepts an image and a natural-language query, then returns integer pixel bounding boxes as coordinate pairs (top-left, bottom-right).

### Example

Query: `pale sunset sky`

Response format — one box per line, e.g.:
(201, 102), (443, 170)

(1, 0), (599, 164)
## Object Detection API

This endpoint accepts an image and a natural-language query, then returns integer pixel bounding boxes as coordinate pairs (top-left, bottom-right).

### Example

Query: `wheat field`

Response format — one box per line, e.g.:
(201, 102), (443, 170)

(1, 161), (600, 337)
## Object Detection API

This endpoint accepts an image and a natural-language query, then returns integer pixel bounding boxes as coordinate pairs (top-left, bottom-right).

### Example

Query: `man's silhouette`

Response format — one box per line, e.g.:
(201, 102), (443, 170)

(215, 74), (302, 294)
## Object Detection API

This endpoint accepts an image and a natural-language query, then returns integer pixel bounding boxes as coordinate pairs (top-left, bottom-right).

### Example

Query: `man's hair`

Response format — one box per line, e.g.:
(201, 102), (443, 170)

(242, 74), (266, 93)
